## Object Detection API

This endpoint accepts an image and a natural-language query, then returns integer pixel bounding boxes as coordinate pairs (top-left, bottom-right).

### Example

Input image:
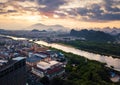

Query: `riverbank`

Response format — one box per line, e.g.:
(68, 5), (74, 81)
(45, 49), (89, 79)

(58, 41), (120, 58)
(45, 47), (120, 84)
(1, 34), (120, 72)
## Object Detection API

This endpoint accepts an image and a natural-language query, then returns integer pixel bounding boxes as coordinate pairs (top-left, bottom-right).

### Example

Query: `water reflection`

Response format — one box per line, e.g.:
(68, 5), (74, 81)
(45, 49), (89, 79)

(3, 35), (120, 71)
(35, 41), (120, 71)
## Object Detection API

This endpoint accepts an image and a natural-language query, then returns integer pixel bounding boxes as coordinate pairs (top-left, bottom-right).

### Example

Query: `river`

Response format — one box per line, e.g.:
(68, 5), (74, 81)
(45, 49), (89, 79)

(2, 35), (120, 71)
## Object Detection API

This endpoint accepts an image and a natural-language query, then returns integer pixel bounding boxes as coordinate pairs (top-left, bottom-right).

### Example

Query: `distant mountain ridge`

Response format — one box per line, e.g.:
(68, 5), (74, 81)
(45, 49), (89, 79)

(28, 23), (70, 32)
(31, 29), (47, 32)
(70, 29), (115, 42)
(94, 27), (120, 35)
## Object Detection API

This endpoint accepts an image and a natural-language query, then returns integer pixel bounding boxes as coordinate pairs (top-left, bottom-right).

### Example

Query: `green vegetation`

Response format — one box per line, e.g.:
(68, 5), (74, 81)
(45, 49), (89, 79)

(70, 29), (115, 42)
(41, 48), (120, 85)
(62, 52), (116, 85)
(60, 40), (120, 57)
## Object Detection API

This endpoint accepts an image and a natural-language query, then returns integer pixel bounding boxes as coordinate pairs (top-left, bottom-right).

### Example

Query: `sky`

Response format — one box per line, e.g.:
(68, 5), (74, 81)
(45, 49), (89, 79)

(0, 0), (120, 30)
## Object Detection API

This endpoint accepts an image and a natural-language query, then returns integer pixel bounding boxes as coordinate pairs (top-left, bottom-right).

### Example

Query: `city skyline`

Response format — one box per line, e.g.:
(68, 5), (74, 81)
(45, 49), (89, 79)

(0, 0), (120, 30)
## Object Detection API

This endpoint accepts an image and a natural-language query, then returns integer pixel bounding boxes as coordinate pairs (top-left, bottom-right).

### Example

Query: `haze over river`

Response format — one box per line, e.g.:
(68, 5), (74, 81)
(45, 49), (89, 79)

(2, 35), (120, 71)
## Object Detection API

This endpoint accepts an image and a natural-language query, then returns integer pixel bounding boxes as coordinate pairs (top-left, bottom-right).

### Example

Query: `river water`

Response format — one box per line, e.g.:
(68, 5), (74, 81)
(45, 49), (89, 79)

(2, 35), (120, 71)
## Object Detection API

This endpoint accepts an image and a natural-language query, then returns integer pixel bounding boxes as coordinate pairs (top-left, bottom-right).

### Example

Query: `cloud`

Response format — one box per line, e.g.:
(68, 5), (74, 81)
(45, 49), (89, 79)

(0, 0), (8, 3)
(35, 0), (67, 12)
(75, 0), (120, 21)
(0, 0), (119, 22)
(0, 9), (17, 14)
(0, 0), (67, 17)
(104, 0), (120, 12)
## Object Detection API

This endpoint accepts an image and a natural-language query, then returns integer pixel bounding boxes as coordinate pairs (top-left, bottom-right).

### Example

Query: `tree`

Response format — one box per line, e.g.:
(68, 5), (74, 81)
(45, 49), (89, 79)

(40, 76), (50, 85)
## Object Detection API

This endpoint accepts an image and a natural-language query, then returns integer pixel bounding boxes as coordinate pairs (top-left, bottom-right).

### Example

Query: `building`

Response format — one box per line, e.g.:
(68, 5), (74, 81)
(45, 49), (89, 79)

(46, 50), (65, 62)
(26, 52), (51, 66)
(0, 57), (26, 85)
(26, 55), (42, 66)
(32, 60), (65, 79)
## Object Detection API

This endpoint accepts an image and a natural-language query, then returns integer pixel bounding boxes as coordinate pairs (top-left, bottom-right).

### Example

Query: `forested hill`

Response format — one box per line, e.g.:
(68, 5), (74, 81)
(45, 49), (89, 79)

(70, 29), (115, 42)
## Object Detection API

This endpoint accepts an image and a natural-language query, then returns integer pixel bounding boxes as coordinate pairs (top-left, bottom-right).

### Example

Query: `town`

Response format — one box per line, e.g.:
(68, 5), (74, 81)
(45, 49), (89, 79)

(1, 35), (120, 85)
(0, 36), (67, 85)
(0, 0), (120, 84)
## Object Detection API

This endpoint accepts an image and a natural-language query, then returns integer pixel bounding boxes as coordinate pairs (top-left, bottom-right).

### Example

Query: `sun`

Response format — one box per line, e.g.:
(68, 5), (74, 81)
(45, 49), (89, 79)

(8, 15), (42, 22)
(26, 15), (42, 21)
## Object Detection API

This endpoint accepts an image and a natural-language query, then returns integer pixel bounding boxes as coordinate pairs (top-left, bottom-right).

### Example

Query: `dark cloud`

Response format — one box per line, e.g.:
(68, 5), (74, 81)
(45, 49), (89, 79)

(0, 10), (17, 14)
(0, 0), (119, 22)
(7, 10), (17, 13)
(0, 0), (36, 15)
(97, 13), (120, 20)
(36, 0), (67, 12)
(75, 0), (120, 21)
(0, 0), (68, 17)
(66, 9), (77, 16)
(104, 0), (120, 12)
(77, 8), (89, 16)
(54, 12), (66, 17)
(71, 4), (104, 21)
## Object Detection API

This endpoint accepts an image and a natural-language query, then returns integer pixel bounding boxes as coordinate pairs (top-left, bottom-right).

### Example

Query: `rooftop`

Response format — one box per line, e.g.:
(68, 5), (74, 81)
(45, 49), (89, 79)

(34, 53), (48, 59)
(12, 57), (25, 61)
(0, 57), (25, 72)
(37, 60), (60, 70)
(26, 55), (42, 63)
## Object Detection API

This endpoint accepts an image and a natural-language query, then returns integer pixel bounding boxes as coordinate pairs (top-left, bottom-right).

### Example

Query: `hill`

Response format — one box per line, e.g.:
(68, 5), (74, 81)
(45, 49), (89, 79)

(28, 23), (70, 32)
(70, 29), (115, 42)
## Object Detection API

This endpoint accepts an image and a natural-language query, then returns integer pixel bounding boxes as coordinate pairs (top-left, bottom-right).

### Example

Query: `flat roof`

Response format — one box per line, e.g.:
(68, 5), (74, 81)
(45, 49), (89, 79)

(0, 57), (25, 72)
(26, 56), (42, 63)
(0, 60), (8, 63)
(37, 60), (60, 70)
(34, 53), (48, 59)
(12, 57), (25, 61)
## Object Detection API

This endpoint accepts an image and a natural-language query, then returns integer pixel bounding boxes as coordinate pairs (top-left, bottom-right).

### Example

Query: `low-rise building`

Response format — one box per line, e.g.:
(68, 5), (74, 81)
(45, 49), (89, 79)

(26, 52), (51, 66)
(32, 60), (65, 79)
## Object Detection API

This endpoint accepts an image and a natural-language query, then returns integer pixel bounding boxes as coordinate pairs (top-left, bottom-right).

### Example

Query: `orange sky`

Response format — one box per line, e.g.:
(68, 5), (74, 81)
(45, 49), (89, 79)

(0, 0), (120, 30)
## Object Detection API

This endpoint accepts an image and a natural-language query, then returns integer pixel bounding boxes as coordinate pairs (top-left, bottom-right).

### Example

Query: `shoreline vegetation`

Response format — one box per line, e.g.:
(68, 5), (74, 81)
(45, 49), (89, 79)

(1, 34), (120, 58)
(58, 41), (120, 58)
(46, 47), (120, 85)
(2, 34), (120, 84)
